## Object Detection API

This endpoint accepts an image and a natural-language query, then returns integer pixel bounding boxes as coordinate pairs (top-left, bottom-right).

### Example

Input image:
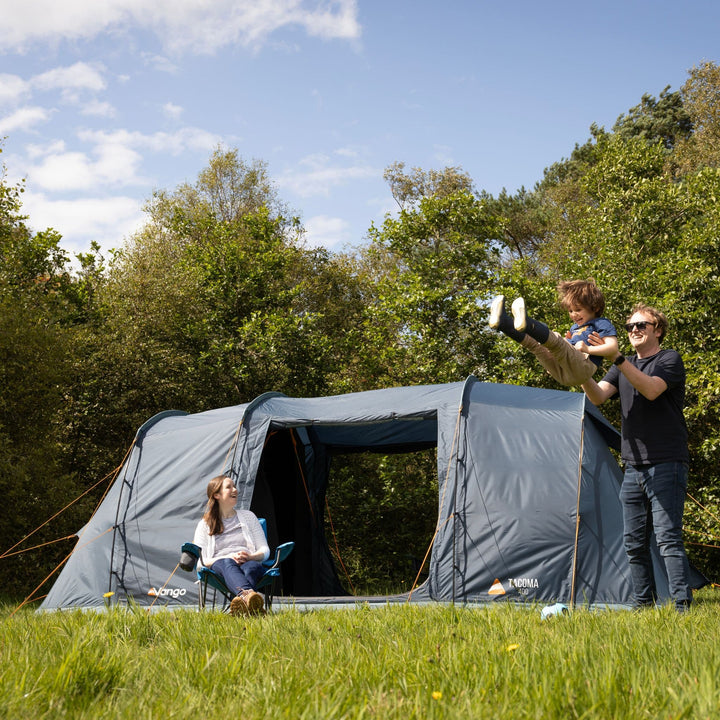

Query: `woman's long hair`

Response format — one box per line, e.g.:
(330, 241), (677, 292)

(203, 475), (229, 536)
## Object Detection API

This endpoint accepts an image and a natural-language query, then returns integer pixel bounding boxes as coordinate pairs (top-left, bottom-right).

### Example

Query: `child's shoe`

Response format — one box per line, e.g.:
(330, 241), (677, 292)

(488, 295), (506, 329)
(511, 297), (527, 332)
(512, 297), (550, 343)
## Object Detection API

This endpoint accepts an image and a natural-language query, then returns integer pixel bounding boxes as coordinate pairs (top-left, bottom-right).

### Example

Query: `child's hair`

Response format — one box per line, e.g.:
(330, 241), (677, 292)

(557, 279), (605, 316)
(629, 303), (668, 342)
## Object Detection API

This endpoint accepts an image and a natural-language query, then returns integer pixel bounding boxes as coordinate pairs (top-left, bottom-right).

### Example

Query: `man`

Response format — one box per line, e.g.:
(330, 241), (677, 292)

(582, 303), (692, 611)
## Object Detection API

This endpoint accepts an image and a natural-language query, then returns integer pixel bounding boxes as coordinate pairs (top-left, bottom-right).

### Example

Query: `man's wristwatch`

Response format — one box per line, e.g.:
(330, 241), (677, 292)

(613, 354), (626, 366)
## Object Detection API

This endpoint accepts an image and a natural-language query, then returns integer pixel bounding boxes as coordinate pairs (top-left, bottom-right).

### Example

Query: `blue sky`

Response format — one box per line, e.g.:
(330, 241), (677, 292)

(1, 0), (719, 259)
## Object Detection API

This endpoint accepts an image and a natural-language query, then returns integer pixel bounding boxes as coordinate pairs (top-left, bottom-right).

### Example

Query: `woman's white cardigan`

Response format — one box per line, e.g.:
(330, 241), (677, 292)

(193, 509), (270, 567)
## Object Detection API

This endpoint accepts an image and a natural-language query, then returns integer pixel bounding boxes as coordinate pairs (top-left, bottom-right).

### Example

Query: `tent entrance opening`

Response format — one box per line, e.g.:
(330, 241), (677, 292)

(325, 448), (438, 596)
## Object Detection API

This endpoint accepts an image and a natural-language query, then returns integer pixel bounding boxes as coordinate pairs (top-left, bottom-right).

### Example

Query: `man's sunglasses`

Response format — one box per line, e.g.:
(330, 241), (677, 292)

(624, 321), (656, 332)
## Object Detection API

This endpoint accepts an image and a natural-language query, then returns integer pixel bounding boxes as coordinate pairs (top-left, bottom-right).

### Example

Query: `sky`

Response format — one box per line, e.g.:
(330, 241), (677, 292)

(1, 0), (719, 260)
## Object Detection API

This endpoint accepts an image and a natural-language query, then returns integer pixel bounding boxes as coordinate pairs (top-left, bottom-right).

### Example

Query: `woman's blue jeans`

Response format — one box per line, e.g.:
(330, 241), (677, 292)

(620, 462), (691, 610)
(212, 558), (265, 595)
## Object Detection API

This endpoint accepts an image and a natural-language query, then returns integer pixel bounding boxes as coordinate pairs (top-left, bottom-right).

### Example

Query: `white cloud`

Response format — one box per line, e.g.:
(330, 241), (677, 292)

(21, 190), (145, 255)
(335, 146), (360, 158)
(280, 153), (378, 197)
(1, 64), (107, 110)
(432, 144), (455, 166)
(0, 73), (30, 104)
(142, 54), (179, 74)
(25, 144), (145, 191)
(0, 106), (51, 134)
(0, 1), (129, 51)
(300, 0), (359, 40)
(18, 126), (221, 193)
(25, 140), (67, 159)
(31, 62), (106, 93)
(78, 127), (221, 155)
(303, 214), (350, 250)
(162, 102), (184, 120)
(0, 0), (361, 54)
(81, 100), (116, 117)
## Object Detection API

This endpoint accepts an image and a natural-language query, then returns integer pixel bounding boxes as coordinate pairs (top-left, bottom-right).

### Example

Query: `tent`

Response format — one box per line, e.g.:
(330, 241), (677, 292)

(40, 377), (680, 611)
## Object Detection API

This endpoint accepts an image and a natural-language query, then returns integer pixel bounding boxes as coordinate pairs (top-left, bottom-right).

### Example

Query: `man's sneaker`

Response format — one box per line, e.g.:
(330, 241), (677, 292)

(511, 297), (527, 332)
(242, 589), (265, 615)
(230, 594), (249, 616)
(488, 295), (505, 329)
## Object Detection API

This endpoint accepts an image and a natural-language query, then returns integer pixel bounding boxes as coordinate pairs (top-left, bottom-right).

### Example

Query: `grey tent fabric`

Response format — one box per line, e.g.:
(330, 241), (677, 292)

(41, 377), (687, 611)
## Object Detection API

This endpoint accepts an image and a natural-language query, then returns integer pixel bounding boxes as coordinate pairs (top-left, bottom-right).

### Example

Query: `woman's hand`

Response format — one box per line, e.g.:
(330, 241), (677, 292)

(233, 549), (250, 564)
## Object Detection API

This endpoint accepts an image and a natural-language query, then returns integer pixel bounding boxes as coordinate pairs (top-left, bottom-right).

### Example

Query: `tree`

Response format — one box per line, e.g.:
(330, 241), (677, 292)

(63, 150), (366, 480)
(0, 147), (90, 594)
(383, 161), (475, 212)
(613, 85), (693, 150)
(675, 61), (720, 174)
(351, 167), (504, 388)
(196, 147), (287, 224)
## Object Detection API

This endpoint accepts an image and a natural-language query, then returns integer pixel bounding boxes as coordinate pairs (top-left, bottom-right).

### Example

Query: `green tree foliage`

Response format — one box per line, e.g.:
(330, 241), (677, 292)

(349, 167), (504, 388)
(326, 450), (438, 594)
(383, 161), (475, 211)
(63, 148), (366, 482)
(0, 146), (368, 599)
(0, 150), (88, 592)
(675, 61), (720, 173)
(613, 85), (693, 150)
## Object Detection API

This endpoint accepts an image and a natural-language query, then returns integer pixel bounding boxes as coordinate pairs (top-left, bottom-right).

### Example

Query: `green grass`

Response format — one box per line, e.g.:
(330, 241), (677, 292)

(2, 590), (720, 719)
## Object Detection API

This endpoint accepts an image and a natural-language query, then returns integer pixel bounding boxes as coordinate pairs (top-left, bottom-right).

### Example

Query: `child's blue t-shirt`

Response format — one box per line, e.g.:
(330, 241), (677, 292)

(568, 317), (617, 367)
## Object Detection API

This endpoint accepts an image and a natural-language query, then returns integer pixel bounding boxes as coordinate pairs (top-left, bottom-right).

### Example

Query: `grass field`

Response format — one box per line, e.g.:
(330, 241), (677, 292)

(2, 589), (720, 719)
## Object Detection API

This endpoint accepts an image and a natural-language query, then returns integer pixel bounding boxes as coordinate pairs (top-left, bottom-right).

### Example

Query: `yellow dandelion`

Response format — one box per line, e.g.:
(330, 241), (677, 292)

(103, 591), (115, 598)
(506, 643), (520, 652)
(432, 691), (442, 700)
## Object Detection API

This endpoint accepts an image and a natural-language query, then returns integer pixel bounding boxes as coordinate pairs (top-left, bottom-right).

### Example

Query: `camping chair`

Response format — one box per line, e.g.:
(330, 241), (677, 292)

(180, 519), (294, 612)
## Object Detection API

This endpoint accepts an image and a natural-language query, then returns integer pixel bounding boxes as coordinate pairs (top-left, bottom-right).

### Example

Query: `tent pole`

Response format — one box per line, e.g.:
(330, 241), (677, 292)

(452, 481), (457, 606)
(451, 401), (464, 605)
(108, 439), (137, 600)
(570, 420), (586, 608)
(223, 419), (245, 477)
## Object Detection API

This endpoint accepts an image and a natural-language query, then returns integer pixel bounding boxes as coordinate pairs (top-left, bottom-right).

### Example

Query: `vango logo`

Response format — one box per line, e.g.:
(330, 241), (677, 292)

(148, 586), (187, 599)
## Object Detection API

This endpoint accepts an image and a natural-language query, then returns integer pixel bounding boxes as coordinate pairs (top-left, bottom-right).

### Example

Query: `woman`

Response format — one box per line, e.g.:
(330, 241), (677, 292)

(193, 475), (269, 616)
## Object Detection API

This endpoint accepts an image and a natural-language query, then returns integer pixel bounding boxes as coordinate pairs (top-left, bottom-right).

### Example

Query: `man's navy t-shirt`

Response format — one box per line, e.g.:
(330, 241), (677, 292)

(601, 348), (688, 466)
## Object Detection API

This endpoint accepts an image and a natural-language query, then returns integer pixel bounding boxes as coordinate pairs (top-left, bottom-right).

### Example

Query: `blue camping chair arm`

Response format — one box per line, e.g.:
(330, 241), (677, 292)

(256, 541), (295, 596)
(180, 542), (202, 572)
(262, 541), (295, 572)
(180, 542), (226, 587)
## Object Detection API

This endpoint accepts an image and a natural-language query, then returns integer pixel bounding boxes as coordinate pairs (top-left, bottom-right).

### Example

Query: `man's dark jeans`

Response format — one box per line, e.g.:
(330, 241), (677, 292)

(620, 461), (691, 610)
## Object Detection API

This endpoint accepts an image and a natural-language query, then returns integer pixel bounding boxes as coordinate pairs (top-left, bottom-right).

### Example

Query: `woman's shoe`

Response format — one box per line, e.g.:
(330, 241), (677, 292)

(230, 594), (249, 616)
(241, 589), (265, 615)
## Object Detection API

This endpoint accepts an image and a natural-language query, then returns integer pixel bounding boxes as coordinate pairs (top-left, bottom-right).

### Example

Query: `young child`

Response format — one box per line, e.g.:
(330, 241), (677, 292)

(489, 279), (618, 387)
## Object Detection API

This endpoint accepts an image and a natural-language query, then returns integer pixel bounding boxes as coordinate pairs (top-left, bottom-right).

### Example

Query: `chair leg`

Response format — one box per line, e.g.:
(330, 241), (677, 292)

(265, 578), (276, 611)
(199, 579), (207, 611)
